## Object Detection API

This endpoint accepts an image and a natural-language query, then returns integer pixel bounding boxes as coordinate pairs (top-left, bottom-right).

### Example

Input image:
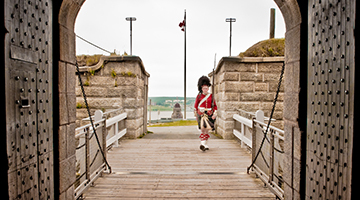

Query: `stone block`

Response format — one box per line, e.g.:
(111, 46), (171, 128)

(221, 72), (239, 81)
(282, 153), (293, 192)
(292, 157), (301, 193)
(59, 155), (76, 194)
(283, 92), (299, 121)
(67, 123), (76, 159)
(222, 130), (235, 140)
(222, 92), (240, 101)
(269, 81), (285, 92)
(124, 108), (143, 119)
(255, 82), (268, 92)
(272, 111), (283, 120)
(263, 73), (281, 82)
(58, 125), (67, 161)
(257, 62), (283, 73)
(123, 98), (139, 108)
(293, 127), (302, 161)
(284, 61), (300, 94)
(216, 125), (225, 136)
(58, 61), (66, 93)
(117, 76), (137, 86)
(126, 118), (143, 130)
(67, 63), (76, 94)
(83, 97), (123, 109)
(76, 108), (88, 119)
(276, 0), (301, 31)
(240, 72), (263, 82)
(76, 86), (107, 97)
(218, 119), (234, 131)
(260, 101), (283, 111)
(239, 102), (260, 112)
(240, 92), (275, 101)
(67, 94), (77, 123)
(59, 93), (68, 125)
(59, 25), (76, 64)
(126, 127), (142, 139)
(221, 82), (254, 92)
(89, 76), (114, 86)
(277, 92), (284, 101)
(285, 25), (301, 63)
(59, 185), (74, 200)
(220, 110), (238, 120)
(224, 62), (256, 72)
(75, 86), (82, 96)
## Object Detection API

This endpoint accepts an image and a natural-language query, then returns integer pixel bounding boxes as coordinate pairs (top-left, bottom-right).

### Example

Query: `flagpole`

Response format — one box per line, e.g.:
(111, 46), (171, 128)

(184, 9), (186, 120)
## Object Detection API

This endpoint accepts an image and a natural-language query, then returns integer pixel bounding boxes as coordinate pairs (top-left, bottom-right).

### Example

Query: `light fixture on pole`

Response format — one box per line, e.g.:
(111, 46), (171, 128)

(125, 17), (136, 55)
(225, 18), (236, 56)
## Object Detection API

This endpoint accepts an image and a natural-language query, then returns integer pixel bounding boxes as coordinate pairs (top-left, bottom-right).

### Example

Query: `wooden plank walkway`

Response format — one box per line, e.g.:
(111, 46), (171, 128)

(83, 126), (275, 199)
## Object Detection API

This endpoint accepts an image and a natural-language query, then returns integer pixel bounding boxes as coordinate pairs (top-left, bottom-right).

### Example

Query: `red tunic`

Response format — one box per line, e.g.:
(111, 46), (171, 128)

(194, 93), (217, 114)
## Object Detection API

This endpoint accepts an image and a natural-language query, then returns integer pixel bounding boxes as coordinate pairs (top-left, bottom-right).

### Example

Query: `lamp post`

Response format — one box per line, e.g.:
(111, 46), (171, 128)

(125, 17), (136, 55)
(225, 18), (236, 56)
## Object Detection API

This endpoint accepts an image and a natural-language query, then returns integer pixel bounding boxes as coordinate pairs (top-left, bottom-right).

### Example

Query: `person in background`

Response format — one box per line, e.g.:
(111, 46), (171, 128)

(194, 76), (217, 151)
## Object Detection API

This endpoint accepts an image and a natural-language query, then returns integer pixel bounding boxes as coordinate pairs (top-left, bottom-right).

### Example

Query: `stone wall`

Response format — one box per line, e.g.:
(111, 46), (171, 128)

(209, 56), (284, 139)
(76, 56), (150, 139)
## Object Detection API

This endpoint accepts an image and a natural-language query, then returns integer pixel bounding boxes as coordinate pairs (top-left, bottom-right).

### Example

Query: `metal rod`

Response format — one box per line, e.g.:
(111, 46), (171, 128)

(229, 21), (232, 56)
(126, 17), (136, 55)
(269, 8), (275, 39)
(85, 128), (90, 181)
(225, 18), (236, 56)
(184, 10), (186, 119)
(130, 20), (132, 55)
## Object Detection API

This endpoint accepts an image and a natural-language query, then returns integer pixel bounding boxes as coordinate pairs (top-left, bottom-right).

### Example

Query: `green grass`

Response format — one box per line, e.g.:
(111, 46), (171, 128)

(239, 38), (285, 57)
(148, 120), (198, 127)
(148, 105), (173, 111)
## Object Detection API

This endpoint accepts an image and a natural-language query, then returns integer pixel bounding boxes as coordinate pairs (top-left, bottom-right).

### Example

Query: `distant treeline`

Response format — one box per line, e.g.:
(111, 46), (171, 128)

(149, 97), (196, 106)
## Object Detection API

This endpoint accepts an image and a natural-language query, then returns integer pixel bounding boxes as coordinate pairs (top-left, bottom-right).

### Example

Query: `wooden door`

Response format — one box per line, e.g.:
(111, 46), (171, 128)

(5, 0), (54, 199)
(306, 0), (355, 199)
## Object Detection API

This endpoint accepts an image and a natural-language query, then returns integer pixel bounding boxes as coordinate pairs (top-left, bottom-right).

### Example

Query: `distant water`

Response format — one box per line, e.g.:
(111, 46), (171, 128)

(147, 111), (196, 120)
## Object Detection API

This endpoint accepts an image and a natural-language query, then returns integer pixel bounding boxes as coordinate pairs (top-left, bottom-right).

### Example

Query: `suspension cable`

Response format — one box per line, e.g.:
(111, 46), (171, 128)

(75, 34), (113, 54)
(247, 62), (285, 174)
(75, 61), (112, 173)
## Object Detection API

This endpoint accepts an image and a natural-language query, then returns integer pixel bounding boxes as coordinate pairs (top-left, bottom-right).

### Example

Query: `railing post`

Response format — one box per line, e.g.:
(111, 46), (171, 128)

(85, 128), (90, 182)
(240, 122), (245, 148)
(251, 118), (256, 165)
(269, 130), (274, 184)
(102, 118), (107, 161)
(255, 110), (264, 123)
(114, 121), (119, 147)
(252, 110), (264, 164)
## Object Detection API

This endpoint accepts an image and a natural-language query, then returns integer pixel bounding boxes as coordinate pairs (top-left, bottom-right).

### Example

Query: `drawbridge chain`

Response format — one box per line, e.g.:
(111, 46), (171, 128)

(247, 62), (285, 174)
(75, 61), (112, 173)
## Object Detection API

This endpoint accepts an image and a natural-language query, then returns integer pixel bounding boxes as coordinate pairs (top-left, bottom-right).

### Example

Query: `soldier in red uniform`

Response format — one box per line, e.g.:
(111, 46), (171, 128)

(194, 76), (217, 151)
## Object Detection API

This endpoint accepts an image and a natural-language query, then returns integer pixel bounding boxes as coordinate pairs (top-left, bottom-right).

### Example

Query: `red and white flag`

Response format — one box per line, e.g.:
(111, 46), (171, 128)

(179, 20), (185, 31)
(179, 11), (186, 31)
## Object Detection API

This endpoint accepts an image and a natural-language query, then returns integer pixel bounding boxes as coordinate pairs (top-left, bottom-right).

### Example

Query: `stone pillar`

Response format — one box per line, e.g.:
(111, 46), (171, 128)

(57, 0), (86, 199)
(75, 56), (150, 139)
(273, 0), (303, 199)
(210, 57), (285, 139)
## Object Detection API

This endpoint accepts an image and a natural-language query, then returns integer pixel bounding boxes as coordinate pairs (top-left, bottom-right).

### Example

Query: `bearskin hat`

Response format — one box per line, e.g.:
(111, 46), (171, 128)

(197, 76), (211, 92)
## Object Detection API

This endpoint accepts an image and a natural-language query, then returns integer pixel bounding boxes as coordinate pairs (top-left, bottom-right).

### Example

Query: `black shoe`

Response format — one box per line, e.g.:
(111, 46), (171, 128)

(200, 145), (206, 151)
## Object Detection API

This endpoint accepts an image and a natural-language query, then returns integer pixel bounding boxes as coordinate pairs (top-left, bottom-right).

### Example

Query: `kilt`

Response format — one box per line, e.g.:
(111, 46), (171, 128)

(196, 111), (215, 131)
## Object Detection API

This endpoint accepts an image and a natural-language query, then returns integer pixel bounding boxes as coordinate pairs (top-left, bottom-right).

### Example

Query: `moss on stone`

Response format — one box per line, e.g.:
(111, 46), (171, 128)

(239, 38), (285, 57)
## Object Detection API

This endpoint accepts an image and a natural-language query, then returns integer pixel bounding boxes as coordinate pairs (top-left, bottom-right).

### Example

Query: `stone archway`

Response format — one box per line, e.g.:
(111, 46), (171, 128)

(57, 0), (303, 199)
(57, 0), (86, 198)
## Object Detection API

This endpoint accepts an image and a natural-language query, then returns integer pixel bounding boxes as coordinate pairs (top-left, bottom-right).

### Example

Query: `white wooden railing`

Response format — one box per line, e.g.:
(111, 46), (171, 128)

(233, 110), (284, 200)
(74, 110), (127, 199)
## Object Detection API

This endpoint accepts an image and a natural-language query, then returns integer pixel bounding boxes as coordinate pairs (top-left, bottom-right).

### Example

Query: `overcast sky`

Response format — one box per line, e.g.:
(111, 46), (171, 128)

(75, 0), (285, 97)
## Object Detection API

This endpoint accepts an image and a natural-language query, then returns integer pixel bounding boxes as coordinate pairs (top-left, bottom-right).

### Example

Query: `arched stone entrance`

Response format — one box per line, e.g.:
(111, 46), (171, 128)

(3, 0), (357, 199)
(56, 0), (304, 199)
